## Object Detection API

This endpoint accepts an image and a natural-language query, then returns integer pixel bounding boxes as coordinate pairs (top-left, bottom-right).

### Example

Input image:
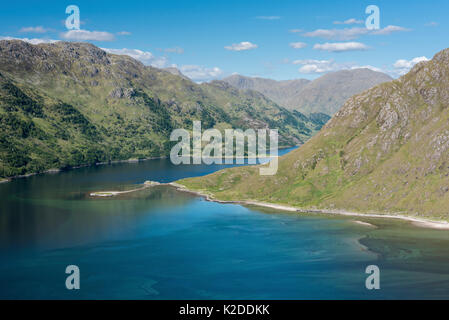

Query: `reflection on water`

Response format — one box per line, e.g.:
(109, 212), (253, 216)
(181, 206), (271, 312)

(0, 148), (295, 253)
(1, 149), (449, 299)
(1, 186), (196, 252)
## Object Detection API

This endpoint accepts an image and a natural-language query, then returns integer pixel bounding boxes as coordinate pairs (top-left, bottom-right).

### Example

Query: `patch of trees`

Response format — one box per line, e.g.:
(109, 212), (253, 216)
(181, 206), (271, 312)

(1, 82), (44, 117)
(53, 103), (99, 139)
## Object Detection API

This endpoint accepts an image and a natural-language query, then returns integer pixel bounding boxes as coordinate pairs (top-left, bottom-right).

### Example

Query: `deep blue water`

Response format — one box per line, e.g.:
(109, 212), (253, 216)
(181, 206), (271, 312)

(1, 148), (449, 299)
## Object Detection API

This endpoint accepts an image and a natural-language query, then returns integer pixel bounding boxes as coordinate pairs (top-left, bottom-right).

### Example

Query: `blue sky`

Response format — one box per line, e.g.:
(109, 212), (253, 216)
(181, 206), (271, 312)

(0, 0), (447, 81)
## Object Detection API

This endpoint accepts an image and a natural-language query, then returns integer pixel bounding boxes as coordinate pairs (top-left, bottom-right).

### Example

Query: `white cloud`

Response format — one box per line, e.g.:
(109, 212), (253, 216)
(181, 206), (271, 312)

(303, 27), (368, 40)
(293, 59), (339, 74)
(293, 59), (384, 75)
(117, 31), (131, 36)
(0, 36), (59, 45)
(333, 18), (364, 25)
(289, 42), (307, 49)
(289, 29), (303, 33)
(303, 25), (409, 40)
(60, 30), (115, 41)
(393, 56), (429, 75)
(297, 64), (326, 74)
(256, 16), (280, 20)
(179, 65), (223, 82)
(371, 25), (410, 35)
(19, 26), (49, 33)
(103, 47), (221, 81)
(225, 41), (258, 51)
(313, 42), (368, 52)
(294, 56), (429, 78)
(102, 48), (170, 68)
(351, 65), (384, 73)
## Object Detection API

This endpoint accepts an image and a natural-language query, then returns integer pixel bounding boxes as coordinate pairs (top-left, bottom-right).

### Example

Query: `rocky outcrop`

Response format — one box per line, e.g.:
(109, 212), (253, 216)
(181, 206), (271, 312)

(109, 87), (136, 99)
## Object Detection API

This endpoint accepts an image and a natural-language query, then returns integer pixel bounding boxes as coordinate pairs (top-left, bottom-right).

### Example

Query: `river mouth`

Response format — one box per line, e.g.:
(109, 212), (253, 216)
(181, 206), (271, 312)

(1, 149), (449, 299)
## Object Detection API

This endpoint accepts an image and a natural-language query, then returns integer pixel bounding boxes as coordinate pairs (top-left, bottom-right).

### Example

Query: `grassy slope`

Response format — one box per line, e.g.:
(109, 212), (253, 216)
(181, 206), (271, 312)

(179, 48), (449, 220)
(0, 40), (325, 177)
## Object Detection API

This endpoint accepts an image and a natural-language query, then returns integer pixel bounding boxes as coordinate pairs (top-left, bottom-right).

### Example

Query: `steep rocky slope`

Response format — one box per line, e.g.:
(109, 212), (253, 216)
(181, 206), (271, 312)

(180, 48), (449, 220)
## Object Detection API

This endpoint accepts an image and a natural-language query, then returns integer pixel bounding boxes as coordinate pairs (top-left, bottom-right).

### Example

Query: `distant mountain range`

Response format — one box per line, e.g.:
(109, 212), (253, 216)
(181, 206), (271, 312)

(0, 40), (327, 178)
(223, 69), (392, 115)
(180, 48), (449, 219)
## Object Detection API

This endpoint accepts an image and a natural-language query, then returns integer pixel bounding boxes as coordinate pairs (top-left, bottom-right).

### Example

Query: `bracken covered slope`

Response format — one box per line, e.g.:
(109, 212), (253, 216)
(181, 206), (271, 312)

(180, 48), (449, 220)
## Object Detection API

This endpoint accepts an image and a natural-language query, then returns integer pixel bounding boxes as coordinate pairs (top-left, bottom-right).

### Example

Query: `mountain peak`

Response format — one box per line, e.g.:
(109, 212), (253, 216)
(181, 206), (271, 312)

(433, 47), (449, 63)
(163, 67), (191, 81)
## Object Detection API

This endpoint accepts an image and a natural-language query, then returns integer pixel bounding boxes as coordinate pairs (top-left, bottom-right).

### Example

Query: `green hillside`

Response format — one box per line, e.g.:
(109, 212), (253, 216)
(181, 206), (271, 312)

(0, 40), (326, 178)
(179, 47), (449, 220)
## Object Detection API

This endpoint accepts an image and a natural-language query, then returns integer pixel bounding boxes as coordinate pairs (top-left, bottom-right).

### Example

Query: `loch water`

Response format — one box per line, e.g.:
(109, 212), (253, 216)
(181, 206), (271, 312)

(1, 148), (449, 299)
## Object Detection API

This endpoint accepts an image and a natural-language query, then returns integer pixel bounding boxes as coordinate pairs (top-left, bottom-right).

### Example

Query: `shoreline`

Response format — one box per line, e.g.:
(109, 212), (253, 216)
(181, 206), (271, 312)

(0, 146), (298, 183)
(89, 181), (160, 197)
(168, 183), (449, 230)
(0, 156), (168, 183)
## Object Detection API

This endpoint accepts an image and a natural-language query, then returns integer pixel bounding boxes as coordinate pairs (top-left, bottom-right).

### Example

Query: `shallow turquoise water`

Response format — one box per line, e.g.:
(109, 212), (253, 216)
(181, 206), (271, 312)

(1, 150), (449, 299)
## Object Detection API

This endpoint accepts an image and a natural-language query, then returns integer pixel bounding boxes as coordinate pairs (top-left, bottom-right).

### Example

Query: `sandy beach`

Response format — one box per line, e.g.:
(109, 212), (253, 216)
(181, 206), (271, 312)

(88, 181), (449, 230)
(168, 183), (449, 230)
